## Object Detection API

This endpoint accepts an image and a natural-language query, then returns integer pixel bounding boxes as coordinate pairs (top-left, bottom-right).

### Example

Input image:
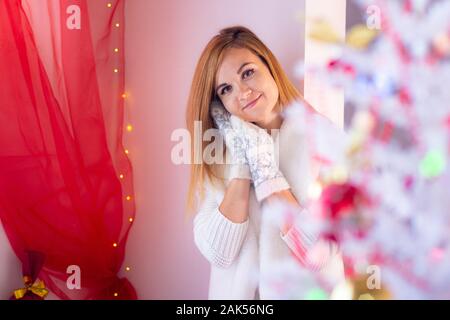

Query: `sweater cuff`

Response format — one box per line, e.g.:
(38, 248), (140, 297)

(228, 164), (251, 181)
(281, 225), (316, 268)
(254, 176), (290, 202)
(204, 208), (249, 267)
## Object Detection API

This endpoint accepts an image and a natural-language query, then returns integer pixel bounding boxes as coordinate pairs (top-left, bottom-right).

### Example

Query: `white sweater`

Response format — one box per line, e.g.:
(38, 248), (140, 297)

(193, 111), (346, 299)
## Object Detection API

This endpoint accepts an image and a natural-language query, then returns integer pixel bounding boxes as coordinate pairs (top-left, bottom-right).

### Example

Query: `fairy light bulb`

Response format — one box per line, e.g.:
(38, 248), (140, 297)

(308, 181), (323, 200)
(420, 150), (446, 178)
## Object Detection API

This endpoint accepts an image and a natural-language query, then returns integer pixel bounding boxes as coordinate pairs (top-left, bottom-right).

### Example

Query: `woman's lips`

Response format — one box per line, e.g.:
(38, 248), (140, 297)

(243, 94), (261, 110)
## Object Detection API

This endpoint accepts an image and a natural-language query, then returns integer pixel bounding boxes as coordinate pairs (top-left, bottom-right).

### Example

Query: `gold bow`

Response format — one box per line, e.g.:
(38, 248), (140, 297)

(13, 276), (49, 299)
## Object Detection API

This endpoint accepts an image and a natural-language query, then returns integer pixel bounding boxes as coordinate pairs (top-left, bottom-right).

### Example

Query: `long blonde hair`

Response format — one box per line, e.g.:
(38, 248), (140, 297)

(185, 25), (303, 214)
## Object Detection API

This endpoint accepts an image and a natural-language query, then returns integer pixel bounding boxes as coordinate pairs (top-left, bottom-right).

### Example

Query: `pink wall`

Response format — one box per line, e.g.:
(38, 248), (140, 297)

(122, 0), (306, 299)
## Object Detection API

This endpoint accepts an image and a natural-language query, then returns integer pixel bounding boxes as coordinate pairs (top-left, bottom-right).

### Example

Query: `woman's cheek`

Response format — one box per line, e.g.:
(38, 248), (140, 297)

(224, 101), (240, 116)
(250, 74), (263, 90)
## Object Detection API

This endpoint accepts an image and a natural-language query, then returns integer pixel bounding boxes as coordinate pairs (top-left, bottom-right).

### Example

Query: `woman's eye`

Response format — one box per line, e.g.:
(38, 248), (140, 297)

(220, 85), (231, 95)
(243, 68), (254, 79)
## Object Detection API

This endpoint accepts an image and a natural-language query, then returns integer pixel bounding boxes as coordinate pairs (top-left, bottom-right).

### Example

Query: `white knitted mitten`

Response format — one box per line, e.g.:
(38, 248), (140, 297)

(230, 115), (290, 201)
(210, 101), (251, 180)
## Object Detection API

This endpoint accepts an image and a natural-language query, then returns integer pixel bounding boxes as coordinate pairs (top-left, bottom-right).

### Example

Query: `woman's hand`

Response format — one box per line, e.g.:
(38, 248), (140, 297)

(211, 100), (290, 201)
(229, 115), (290, 202)
(210, 101), (251, 224)
(210, 100), (251, 180)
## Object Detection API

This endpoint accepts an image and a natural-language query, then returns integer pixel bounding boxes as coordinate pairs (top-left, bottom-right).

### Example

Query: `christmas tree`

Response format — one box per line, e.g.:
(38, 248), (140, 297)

(265, 0), (450, 299)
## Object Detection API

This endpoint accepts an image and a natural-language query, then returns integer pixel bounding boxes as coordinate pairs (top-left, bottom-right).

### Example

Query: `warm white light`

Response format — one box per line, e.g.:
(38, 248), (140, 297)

(308, 181), (323, 200)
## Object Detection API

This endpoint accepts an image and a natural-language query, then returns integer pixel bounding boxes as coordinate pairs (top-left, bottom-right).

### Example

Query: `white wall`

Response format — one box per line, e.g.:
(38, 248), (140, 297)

(122, 0), (306, 299)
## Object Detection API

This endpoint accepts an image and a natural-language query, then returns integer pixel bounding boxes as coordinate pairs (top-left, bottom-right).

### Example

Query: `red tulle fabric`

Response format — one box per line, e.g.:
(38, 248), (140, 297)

(0, 0), (136, 299)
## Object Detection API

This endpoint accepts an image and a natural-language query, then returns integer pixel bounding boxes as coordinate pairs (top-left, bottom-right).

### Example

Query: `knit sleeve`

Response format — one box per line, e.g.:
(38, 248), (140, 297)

(279, 113), (343, 271)
(193, 185), (249, 269)
(281, 222), (340, 272)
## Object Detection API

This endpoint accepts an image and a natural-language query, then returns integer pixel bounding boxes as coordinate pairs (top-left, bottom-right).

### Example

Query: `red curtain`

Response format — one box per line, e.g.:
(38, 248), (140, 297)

(0, 0), (136, 299)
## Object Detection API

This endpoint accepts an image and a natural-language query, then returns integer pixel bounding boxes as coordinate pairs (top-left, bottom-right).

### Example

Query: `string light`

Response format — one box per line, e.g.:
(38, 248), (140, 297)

(110, 6), (133, 281)
(114, 293), (118, 297)
(308, 181), (323, 200)
(305, 288), (328, 300)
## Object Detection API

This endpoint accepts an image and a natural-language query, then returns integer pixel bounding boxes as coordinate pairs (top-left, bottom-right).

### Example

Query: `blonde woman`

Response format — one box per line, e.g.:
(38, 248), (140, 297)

(186, 26), (345, 299)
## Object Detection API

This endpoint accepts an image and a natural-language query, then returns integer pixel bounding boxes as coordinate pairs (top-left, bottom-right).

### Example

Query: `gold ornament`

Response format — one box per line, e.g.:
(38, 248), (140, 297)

(308, 21), (378, 50)
(308, 19), (342, 44)
(433, 32), (450, 56)
(346, 24), (378, 50)
(331, 274), (392, 300)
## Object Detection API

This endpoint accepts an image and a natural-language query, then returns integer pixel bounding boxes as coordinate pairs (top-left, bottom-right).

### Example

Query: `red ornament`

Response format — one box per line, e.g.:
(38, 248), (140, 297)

(404, 175), (414, 190)
(444, 114), (450, 130)
(403, 0), (412, 13)
(398, 87), (412, 106)
(327, 59), (341, 70)
(379, 121), (394, 143)
(320, 182), (366, 220)
(343, 64), (356, 77)
(318, 182), (372, 242)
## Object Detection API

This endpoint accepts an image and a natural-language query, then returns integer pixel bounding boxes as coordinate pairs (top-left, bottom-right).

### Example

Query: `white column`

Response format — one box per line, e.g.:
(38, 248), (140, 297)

(304, 0), (347, 128)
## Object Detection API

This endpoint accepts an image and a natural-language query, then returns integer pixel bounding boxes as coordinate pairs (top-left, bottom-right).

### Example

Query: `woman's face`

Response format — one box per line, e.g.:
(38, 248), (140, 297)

(215, 48), (280, 126)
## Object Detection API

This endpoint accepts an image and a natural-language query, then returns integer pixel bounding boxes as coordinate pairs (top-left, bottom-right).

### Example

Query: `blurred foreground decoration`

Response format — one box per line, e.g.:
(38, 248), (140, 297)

(270, 0), (450, 299)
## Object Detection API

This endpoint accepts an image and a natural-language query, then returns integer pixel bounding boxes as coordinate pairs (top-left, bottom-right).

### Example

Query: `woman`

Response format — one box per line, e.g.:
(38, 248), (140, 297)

(186, 26), (345, 299)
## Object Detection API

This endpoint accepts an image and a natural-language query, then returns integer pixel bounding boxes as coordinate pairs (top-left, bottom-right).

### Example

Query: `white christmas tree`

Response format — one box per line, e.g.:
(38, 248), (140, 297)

(265, 0), (450, 299)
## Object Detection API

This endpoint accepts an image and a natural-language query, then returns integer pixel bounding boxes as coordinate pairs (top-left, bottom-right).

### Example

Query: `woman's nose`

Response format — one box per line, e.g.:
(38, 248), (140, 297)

(237, 84), (252, 102)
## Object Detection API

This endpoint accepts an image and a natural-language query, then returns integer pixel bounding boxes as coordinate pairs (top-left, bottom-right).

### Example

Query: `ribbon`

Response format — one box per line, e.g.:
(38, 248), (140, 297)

(13, 275), (49, 300)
